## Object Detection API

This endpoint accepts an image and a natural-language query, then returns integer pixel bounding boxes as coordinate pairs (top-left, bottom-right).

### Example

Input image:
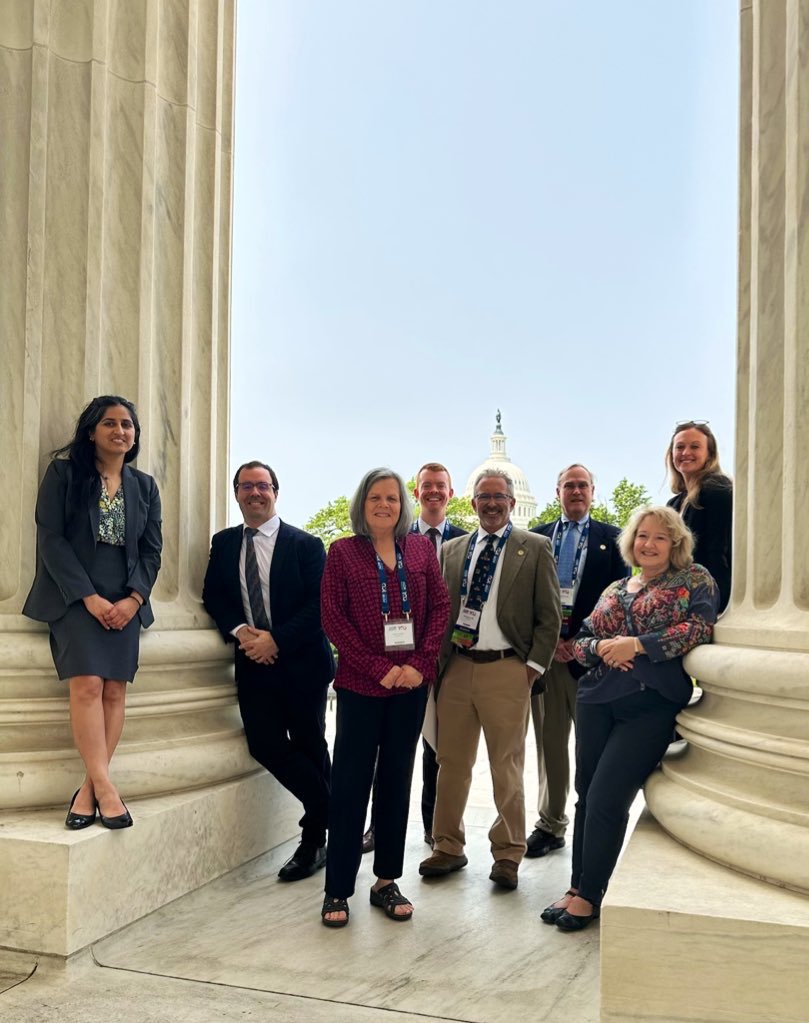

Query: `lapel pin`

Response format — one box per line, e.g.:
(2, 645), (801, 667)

(517, 548), (525, 557)
(599, 544), (607, 550)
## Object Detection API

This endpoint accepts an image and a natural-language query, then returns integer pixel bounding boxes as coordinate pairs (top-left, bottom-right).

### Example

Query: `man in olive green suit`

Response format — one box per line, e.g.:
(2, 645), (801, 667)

(419, 470), (561, 891)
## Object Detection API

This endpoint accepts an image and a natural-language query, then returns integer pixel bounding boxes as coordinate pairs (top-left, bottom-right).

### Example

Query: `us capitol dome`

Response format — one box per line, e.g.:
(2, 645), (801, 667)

(463, 411), (537, 528)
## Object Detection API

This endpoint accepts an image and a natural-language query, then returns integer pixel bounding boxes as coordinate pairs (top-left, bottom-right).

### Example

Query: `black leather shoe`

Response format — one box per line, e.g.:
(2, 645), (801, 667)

(555, 904), (600, 931)
(540, 889), (577, 924)
(278, 842), (327, 882)
(99, 802), (133, 829)
(525, 828), (566, 858)
(362, 828), (375, 854)
(65, 789), (96, 830)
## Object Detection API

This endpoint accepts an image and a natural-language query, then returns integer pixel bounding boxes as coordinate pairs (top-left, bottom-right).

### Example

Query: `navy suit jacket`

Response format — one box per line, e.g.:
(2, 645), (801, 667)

(202, 520), (334, 690)
(23, 459), (162, 627)
(532, 517), (627, 680)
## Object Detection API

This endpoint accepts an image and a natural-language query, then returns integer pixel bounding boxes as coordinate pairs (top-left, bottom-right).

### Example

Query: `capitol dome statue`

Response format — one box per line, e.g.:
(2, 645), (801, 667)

(463, 411), (537, 528)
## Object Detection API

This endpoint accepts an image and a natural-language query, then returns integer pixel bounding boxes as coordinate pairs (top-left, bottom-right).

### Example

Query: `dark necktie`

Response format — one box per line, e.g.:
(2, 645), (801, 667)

(427, 527), (441, 552)
(466, 534), (498, 612)
(244, 527), (270, 630)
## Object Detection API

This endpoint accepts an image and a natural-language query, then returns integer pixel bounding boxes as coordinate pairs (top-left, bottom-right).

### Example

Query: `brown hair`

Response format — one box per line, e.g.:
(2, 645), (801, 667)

(665, 421), (726, 511)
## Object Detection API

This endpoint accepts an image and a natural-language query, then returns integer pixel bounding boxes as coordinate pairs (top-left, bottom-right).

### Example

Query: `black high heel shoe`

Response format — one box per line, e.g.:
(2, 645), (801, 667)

(65, 789), (96, 830)
(99, 801), (133, 829)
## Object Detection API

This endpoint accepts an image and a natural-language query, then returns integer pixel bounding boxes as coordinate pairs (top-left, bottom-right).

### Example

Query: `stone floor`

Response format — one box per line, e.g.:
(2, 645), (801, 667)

(0, 719), (607, 1023)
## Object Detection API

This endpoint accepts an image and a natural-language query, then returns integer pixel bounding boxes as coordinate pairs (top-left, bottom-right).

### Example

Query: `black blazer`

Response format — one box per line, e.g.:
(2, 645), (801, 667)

(202, 520), (334, 689)
(23, 458), (162, 627)
(532, 517), (627, 680)
(668, 475), (732, 612)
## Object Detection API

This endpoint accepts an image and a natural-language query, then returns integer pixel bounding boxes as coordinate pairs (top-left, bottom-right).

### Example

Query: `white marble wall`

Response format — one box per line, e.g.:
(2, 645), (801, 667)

(0, 0), (253, 808)
(645, 0), (809, 896)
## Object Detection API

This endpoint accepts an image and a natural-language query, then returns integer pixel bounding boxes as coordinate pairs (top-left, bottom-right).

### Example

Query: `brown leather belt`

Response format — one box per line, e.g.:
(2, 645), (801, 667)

(454, 646), (516, 664)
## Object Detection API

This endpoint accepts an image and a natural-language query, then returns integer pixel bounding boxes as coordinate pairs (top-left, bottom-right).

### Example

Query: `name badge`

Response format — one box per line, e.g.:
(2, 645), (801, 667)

(560, 586), (575, 608)
(458, 607), (481, 630)
(384, 617), (415, 651)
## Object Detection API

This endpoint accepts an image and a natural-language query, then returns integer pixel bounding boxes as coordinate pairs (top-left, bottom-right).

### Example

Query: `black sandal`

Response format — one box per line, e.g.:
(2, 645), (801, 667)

(321, 895), (349, 928)
(370, 882), (413, 922)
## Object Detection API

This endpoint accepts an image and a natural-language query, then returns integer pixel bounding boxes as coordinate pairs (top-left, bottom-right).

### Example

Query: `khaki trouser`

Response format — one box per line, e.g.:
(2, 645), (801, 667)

(529, 657), (577, 838)
(433, 652), (531, 863)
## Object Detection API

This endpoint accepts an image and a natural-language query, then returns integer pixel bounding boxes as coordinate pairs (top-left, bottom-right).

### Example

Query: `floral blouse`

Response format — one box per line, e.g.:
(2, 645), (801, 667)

(97, 482), (126, 546)
(572, 564), (718, 705)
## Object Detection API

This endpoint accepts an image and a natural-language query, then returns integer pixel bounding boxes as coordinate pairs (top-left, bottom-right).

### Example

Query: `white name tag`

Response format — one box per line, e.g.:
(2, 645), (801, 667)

(560, 586), (575, 608)
(384, 617), (415, 651)
(458, 606), (481, 630)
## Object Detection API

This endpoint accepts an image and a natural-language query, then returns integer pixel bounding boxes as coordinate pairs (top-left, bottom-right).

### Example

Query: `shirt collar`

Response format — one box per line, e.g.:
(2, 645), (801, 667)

(418, 516), (447, 534)
(560, 514), (590, 528)
(476, 525), (508, 543)
(246, 515), (280, 538)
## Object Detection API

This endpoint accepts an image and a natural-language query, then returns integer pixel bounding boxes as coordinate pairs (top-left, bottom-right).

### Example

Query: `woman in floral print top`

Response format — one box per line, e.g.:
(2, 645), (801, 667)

(541, 506), (718, 933)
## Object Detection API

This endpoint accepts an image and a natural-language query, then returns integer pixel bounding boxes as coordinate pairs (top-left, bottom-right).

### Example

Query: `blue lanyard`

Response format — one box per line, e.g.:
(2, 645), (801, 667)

(410, 520), (452, 542)
(459, 522), (513, 600)
(553, 519), (590, 585)
(374, 543), (411, 618)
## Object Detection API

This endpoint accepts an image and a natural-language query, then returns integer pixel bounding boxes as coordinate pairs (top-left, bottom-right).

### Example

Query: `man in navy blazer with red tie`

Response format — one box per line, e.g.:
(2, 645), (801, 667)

(527, 464), (627, 858)
(203, 461), (334, 881)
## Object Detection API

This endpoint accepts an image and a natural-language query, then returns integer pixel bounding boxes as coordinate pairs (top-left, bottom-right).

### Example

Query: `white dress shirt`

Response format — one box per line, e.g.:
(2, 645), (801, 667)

(416, 516), (449, 554)
(233, 514), (280, 634)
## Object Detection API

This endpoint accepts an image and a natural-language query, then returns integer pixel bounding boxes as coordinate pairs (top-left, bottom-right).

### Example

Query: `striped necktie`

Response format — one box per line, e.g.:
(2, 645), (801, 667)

(244, 527), (270, 630)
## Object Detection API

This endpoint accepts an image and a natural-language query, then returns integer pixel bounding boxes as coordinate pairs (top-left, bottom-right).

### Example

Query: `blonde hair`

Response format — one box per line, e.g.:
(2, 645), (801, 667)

(618, 505), (695, 572)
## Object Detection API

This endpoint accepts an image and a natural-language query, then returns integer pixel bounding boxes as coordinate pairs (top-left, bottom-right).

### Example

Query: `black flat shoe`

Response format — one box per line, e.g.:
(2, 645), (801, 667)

(65, 789), (96, 830)
(555, 904), (600, 931)
(540, 889), (577, 925)
(99, 802), (133, 829)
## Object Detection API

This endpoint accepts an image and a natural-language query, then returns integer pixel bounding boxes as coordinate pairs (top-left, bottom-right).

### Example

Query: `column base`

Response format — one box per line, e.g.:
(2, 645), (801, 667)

(0, 771), (301, 956)
(601, 812), (809, 1022)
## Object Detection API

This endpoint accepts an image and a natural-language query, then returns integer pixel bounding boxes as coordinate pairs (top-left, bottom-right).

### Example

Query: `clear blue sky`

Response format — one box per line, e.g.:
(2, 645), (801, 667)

(230, 1), (739, 526)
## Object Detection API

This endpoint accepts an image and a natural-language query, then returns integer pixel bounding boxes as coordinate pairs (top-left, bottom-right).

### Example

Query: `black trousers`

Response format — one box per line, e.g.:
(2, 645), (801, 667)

(326, 686), (427, 899)
(369, 737), (437, 835)
(571, 687), (683, 907)
(236, 671), (331, 848)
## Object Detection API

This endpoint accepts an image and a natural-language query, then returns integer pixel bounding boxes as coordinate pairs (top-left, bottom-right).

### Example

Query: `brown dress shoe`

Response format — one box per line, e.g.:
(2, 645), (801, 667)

(418, 849), (468, 876)
(489, 859), (519, 890)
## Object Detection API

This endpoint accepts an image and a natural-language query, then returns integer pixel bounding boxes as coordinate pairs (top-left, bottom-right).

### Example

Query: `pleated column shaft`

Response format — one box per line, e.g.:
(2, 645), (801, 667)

(0, 0), (254, 808)
(646, 0), (809, 894)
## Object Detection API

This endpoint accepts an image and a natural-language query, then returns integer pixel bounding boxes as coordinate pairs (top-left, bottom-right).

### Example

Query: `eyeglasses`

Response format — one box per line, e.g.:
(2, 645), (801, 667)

(237, 482), (275, 493)
(674, 419), (710, 430)
(561, 481), (592, 491)
(474, 492), (512, 502)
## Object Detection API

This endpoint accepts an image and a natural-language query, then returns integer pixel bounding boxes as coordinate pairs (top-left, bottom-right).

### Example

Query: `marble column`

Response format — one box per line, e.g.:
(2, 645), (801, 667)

(644, 0), (809, 897)
(600, 5), (809, 1019)
(0, 0), (305, 957)
(0, 1), (256, 807)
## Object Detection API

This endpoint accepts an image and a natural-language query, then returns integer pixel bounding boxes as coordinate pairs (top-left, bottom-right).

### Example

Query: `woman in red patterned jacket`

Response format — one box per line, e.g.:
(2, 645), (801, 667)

(319, 468), (450, 928)
(541, 505), (718, 932)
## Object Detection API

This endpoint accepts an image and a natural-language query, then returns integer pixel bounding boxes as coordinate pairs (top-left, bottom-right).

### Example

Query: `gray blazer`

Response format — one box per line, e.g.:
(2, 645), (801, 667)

(438, 525), (561, 680)
(23, 459), (162, 627)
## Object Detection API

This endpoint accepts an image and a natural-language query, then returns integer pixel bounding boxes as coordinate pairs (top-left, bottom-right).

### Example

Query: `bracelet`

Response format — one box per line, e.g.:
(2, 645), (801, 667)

(129, 594), (144, 607)
(590, 638), (600, 657)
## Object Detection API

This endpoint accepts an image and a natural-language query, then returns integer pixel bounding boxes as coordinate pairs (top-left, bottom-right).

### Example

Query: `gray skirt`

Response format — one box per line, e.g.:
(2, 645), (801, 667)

(49, 543), (140, 683)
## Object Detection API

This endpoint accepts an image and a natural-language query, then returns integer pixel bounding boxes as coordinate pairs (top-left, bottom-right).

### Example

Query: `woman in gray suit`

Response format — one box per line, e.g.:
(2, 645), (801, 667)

(23, 396), (162, 829)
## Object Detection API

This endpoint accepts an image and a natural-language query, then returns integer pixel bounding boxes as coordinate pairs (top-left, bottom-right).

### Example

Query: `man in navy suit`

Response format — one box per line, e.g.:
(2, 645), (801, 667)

(527, 464), (627, 858)
(203, 461), (334, 881)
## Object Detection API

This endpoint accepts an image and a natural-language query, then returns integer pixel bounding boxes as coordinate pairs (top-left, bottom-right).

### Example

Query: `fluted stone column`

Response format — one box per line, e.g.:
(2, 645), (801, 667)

(0, 1), (257, 806)
(644, 0), (809, 896)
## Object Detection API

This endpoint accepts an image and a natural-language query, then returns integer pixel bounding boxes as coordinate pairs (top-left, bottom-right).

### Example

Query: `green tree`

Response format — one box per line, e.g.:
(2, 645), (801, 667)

(304, 496), (352, 549)
(610, 478), (651, 528)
